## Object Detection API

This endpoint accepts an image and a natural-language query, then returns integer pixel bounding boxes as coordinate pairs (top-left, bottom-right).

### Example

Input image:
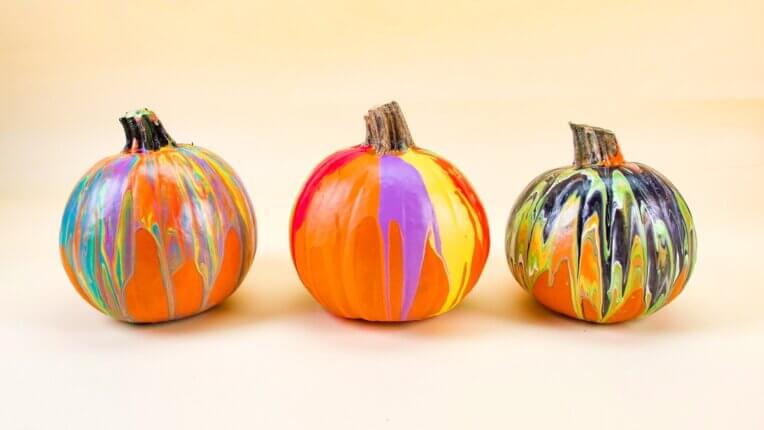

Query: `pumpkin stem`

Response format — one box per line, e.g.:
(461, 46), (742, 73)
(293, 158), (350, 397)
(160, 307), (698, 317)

(120, 108), (176, 152)
(570, 122), (625, 167)
(364, 101), (414, 153)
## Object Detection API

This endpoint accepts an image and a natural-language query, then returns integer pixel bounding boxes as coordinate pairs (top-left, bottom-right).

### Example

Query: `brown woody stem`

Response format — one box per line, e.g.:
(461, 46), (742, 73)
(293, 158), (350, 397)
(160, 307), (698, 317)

(570, 122), (625, 167)
(364, 101), (414, 153)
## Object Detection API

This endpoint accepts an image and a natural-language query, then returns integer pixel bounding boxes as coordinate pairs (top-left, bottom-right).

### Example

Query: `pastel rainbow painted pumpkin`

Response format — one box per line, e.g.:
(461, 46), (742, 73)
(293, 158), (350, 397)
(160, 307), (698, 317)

(60, 109), (256, 323)
(290, 102), (490, 321)
(506, 123), (696, 323)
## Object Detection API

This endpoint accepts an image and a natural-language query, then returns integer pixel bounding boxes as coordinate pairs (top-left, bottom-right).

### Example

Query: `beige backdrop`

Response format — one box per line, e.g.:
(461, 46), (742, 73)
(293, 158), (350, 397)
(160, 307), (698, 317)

(1, 1), (763, 429)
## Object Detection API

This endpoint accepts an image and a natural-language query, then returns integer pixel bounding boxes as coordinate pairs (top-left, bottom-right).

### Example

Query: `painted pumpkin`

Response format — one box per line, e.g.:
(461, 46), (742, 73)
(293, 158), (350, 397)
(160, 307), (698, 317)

(506, 123), (696, 323)
(60, 109), (256, 323)
(290, 102), (490, 322)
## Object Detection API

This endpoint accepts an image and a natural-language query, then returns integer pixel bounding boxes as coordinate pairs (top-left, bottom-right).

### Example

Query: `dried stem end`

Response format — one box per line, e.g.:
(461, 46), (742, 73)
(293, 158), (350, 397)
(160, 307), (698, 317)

(364, 101), (414, 153)
(570, 122), (625, 167)
(120, 108), (176, 153)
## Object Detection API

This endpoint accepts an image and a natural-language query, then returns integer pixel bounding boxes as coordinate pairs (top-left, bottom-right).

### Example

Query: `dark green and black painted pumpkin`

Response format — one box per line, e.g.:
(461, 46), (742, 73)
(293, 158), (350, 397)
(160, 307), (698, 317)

(506, 123), (696, 323)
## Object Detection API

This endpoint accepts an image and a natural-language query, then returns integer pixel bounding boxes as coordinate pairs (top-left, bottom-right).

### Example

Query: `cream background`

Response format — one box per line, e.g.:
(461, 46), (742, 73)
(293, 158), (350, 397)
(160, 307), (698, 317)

(1, 1), (763, 428)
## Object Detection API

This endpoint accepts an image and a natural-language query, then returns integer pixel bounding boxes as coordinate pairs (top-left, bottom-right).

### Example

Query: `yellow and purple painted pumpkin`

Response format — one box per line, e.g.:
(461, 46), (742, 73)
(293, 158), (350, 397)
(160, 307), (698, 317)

(60, 109), (256, 323)
(290, 102), (490, 321)
(506, 123), (696, 323)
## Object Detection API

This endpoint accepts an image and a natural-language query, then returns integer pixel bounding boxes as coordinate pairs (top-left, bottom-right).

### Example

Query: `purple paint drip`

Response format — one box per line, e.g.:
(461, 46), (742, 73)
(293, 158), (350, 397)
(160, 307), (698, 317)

(378, 156), (442, 319)
(94, 156), (136, 261)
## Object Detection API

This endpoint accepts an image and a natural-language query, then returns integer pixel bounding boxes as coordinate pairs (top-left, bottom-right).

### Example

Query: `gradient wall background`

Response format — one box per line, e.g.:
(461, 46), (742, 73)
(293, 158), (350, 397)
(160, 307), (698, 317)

(1, 1), (763, 428)
(2, 0), (763, 253)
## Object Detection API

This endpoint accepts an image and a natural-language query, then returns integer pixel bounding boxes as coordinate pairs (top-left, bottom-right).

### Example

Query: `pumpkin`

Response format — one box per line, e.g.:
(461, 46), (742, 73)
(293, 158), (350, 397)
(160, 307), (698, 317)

(290, 102), (490, 322)
(506, 123), (696, 323)
(60, 109), (256, 323)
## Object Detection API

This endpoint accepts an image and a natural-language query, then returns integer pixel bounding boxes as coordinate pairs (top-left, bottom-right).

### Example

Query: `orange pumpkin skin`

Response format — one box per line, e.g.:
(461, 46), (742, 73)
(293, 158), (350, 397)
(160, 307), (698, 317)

(290, 140), (490, 322)
(60, 110), (256, 323)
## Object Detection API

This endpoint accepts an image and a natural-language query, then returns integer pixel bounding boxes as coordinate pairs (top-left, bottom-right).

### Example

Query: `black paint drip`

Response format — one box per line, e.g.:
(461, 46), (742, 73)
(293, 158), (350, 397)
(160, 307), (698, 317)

(119, 108), (176, 152)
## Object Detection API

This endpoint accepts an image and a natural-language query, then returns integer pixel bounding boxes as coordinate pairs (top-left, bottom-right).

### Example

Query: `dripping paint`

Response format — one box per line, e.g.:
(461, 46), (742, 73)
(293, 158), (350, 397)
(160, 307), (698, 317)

(290, 145), (489, 321)
(506, 162), (696, 323)
(60, 145), (257, 323)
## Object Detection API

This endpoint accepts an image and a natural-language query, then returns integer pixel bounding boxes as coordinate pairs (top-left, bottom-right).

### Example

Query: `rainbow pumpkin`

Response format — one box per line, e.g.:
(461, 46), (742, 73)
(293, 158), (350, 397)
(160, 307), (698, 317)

(506, 123), (696, 323)
(290, 102), (490, 321)
(60, 109), (256, 323)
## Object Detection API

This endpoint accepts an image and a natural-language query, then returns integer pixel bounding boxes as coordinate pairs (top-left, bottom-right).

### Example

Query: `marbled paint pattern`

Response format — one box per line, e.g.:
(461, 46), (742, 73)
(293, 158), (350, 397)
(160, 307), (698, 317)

(60, 145), (256, 323)
(506, 162), (696, 323)
(291, 145), (489, 321)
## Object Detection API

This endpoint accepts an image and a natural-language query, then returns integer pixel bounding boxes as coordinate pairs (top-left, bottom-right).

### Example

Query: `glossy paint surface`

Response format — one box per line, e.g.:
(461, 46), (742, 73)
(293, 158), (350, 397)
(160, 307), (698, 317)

(291, 145), (489, 321)
(60, 145), (256, 323)
(507, 162), (696, 323)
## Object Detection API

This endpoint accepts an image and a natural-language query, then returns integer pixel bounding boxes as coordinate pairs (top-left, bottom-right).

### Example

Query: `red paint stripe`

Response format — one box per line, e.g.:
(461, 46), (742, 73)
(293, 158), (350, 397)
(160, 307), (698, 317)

(291, 145), (368, 236)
